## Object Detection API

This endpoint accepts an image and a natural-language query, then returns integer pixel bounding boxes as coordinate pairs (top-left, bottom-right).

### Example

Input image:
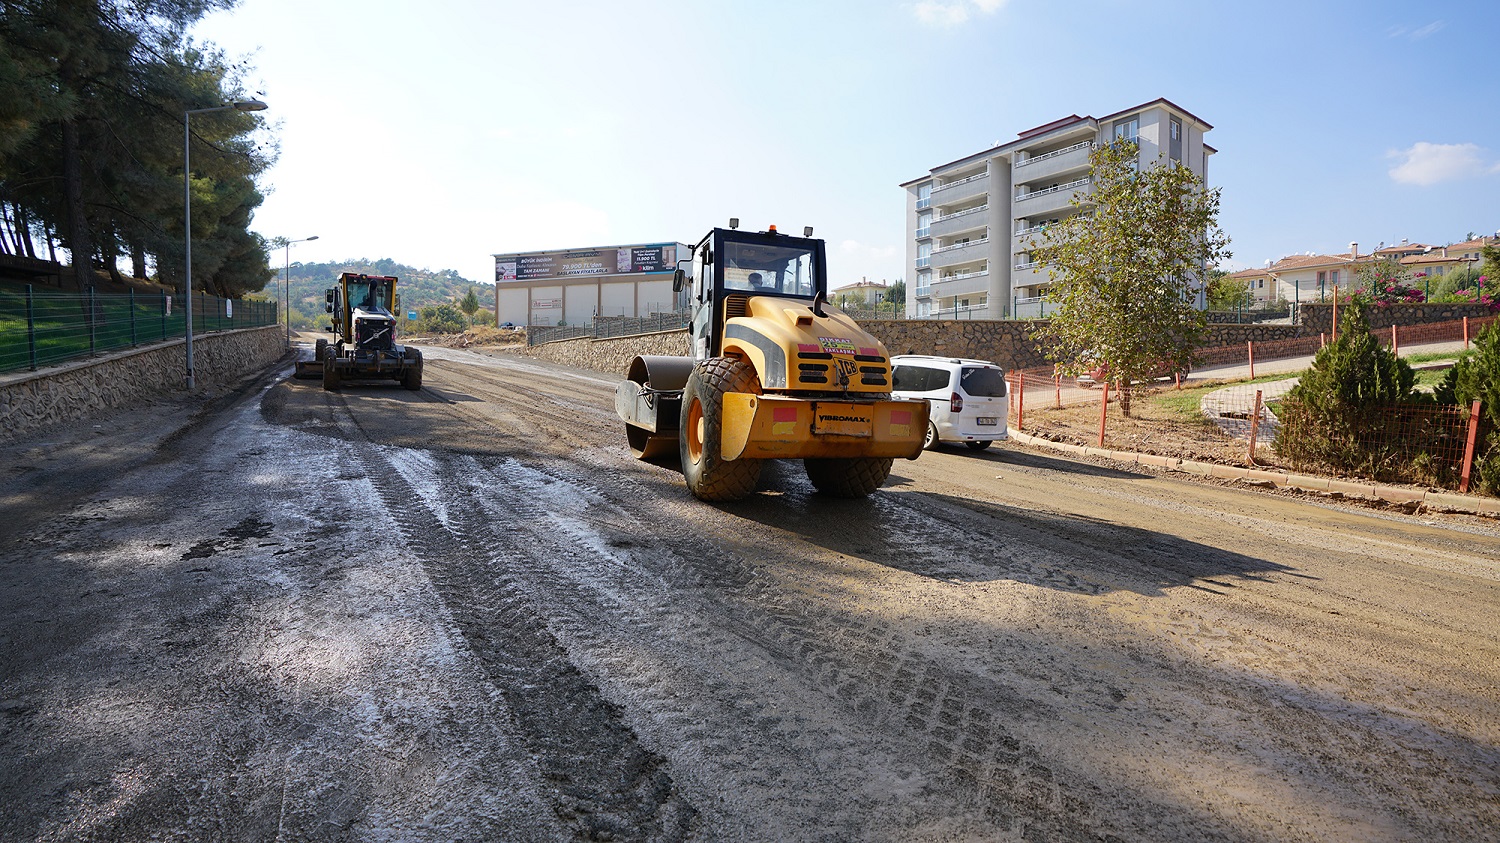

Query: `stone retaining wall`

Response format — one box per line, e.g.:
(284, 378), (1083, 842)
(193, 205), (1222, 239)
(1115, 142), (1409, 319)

(1202, 323), (1303, 346)
(0, 326), (285, 443)
(1298, 302), (1494, 334)
(519, 330), (691, 376)
(520, 318), (1323, 378)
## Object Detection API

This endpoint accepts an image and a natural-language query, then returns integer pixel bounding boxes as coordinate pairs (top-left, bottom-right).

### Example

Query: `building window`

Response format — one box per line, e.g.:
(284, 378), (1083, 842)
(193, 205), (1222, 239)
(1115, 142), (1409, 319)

(1113, 117), (1139, 143)
(1329, 270), (1339, 285)
(1258, 279), (1265, 288)
(1169, 116), (1182, 161)
(1317, 271), (1325, 284)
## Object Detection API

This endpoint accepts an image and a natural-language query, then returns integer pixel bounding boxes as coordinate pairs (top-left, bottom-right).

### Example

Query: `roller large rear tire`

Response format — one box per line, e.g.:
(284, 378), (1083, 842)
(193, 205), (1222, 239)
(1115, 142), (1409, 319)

(679, 358), (762, 502)
(804, 457), (895, 498)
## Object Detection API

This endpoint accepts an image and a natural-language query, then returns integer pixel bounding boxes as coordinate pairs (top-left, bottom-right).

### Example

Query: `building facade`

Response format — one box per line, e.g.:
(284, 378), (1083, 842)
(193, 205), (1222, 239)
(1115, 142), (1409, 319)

(1228, 235), (1496, 306)
(492, 242), (689, 327)
(900, 98), (1214, 320)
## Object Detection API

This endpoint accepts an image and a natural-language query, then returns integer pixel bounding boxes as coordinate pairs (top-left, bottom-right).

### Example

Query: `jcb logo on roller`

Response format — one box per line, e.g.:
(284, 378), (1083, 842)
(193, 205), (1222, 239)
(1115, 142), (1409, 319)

(835, 358), (858, 377)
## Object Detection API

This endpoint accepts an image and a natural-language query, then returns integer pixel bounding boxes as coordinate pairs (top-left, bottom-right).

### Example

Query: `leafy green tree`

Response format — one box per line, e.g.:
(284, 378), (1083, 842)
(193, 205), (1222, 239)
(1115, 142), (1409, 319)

(1204, 268), (1253, 310)
(1275, 306), (1415, 475)
(1029, 140), (1231, 415)
(885, 280), (906, 305)
(460, 285), (480, 325)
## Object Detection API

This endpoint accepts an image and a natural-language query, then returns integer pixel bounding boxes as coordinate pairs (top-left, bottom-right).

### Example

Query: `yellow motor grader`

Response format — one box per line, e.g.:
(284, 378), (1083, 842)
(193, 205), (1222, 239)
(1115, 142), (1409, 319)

(293, 272), (422, 391)
(615, 223), (927, 501)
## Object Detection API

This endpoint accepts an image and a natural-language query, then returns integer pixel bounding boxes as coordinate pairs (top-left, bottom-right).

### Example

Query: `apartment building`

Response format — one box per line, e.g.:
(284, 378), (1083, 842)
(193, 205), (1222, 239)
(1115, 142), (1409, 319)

(900, 98), (1214, 319)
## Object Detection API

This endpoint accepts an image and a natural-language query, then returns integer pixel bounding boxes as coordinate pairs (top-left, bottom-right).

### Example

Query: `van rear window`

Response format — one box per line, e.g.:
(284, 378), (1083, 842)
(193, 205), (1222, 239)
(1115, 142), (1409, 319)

(960, 366), (1007, 397)
(892, 365), (947, 392)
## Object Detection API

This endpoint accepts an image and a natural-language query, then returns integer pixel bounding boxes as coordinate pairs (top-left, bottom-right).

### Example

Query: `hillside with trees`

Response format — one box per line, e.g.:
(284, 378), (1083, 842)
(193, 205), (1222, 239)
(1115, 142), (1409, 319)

(267, 258), (493, 330)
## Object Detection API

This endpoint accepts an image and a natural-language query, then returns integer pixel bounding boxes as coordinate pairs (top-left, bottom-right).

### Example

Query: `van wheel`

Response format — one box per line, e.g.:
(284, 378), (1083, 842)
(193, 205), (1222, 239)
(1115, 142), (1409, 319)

(966, 440), (992, 451)
(804, 457), (894, 498)
(922, 422), (940, 450)
(679, 357), (763, 501)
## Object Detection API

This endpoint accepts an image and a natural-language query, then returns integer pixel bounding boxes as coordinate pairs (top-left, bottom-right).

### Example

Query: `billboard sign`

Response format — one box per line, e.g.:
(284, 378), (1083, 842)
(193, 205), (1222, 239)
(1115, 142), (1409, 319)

(496, 243), (678, 282)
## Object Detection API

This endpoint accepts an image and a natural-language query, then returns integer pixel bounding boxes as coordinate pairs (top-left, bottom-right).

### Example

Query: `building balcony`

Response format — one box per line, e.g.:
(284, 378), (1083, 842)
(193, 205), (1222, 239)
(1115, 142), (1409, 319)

(931, 205), (988, 238)
(931, 270), (989, 299)
(930, 171), (989, 205)
(1012, 140), (1093, 182)
(1014, 177), (1091, 217)
(929, 238), (988, 268)
(1010, 263), (1051, 288)
(927, 302), (991, 320)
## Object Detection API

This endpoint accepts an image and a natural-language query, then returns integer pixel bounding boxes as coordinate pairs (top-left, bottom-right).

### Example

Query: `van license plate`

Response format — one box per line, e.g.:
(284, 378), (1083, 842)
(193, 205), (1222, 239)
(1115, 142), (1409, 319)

(977, 417), (998, 426)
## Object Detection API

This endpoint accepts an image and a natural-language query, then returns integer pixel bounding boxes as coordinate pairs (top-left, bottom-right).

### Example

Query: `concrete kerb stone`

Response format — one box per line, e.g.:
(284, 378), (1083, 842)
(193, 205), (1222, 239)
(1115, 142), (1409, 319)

(1008, 428), (1498, 517)
(1427, 492), (1500, 516)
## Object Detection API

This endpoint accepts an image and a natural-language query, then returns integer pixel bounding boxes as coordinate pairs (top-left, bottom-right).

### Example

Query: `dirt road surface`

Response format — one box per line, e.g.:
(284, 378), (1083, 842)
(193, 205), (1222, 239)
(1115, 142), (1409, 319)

(2, 346), (1498, 841)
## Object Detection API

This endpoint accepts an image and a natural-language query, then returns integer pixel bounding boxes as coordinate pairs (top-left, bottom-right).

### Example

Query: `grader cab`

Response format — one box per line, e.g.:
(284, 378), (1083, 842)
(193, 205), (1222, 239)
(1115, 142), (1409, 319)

(616, 224), (927, 501)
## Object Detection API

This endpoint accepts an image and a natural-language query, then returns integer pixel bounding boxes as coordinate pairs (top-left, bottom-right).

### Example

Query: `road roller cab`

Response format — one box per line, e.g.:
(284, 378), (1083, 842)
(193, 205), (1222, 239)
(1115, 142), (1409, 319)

(615, 224), (928, 501)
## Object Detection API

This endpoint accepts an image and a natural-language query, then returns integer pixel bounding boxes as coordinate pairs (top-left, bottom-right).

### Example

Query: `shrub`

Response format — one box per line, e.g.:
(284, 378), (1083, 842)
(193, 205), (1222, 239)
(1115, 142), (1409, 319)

(1275, 306), (1415, 475)
(413, 303), (467, 334)
(1433, 322), (1500, 495)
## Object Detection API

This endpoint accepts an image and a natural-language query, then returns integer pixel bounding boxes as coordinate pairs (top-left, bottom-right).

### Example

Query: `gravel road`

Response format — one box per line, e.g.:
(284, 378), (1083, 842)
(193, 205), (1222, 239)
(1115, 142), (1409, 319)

(2, 346), (1497, 842)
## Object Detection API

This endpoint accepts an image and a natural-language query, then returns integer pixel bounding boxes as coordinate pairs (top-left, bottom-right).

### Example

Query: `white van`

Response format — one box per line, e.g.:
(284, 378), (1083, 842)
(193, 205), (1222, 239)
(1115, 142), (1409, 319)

(890, 355), (1009, 451)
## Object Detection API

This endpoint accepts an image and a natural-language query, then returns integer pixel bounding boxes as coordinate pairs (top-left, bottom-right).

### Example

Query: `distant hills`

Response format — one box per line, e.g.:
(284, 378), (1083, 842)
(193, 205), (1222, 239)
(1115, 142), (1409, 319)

(272, 259), (492, 329)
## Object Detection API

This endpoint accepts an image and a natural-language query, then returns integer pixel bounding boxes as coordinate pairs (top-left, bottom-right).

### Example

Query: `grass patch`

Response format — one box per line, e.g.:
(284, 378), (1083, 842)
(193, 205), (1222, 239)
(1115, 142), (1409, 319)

(1141, 371), (1304, 423)
(1403, 349), (1472, 365)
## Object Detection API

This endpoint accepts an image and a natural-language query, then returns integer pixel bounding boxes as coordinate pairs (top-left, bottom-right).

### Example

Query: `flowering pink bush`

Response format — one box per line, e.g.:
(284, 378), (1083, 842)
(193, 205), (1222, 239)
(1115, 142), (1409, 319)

(1437, 286), (1500, 311)
(1351, 283), (1426, 307)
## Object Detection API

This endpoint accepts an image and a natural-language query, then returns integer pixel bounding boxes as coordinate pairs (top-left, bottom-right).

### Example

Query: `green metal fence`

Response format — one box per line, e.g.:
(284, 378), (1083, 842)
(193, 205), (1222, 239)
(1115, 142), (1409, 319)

(0, 283), (279, 374)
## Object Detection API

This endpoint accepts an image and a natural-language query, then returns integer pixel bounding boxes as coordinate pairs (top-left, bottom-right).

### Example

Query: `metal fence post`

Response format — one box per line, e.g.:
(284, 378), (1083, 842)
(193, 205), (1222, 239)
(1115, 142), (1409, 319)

(1332, 290), (1340, 341)
(1248, 389), (1263, 465)
(130, 289), (137, 347)
(1098, 382), (1110, 447)
(1459, 399), (1482, 494)
(1464, 316), (1470, 349)
(25, 284), (37, 371)
(1247, 340), (1255, 379)
(1391, 323), (1398, 355)
(1017, 371), (1025, 431)
(88, 285), (96, 356)
(1054, 373), (1061, 409)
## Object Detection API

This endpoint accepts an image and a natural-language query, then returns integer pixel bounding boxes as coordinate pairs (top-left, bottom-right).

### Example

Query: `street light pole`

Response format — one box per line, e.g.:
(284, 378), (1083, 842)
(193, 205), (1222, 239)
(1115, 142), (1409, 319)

(283, 235), (319, 345)
(183, 98), (267, 390)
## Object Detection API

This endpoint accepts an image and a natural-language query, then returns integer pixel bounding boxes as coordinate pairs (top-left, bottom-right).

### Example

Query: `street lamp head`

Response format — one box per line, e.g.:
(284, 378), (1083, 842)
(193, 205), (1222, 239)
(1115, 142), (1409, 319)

(232, 99), (269, 112)
(306, 235), (319, 241)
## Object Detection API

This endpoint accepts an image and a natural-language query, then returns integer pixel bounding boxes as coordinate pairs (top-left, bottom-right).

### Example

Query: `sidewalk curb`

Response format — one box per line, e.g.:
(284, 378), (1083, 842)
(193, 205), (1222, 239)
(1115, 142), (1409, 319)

(1007, 429), (1499, 518)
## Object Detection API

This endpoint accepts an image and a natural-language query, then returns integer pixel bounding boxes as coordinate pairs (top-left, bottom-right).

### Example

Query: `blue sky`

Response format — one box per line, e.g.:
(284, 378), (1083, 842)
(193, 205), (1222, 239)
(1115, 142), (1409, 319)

(193, 0), (1500, 289)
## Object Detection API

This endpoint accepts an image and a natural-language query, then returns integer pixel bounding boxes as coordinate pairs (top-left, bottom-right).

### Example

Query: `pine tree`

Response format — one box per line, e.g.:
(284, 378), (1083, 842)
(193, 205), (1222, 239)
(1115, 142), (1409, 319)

(1275, 306), (1415, 474)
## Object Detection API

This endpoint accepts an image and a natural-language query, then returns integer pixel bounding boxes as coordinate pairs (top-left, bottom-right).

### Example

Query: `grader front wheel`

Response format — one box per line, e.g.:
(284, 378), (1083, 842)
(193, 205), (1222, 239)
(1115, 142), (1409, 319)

(679, 357), (762, 501)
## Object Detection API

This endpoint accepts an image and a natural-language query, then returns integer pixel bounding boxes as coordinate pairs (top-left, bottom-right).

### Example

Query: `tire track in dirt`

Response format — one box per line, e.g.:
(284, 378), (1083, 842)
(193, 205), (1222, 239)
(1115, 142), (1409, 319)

(326, 397), (700, 842)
